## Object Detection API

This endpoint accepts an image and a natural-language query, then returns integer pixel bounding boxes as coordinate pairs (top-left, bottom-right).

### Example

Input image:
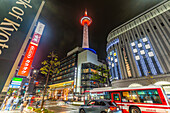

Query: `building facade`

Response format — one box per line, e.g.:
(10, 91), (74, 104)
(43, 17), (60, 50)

(81, 62), (107, 93)
(48, 47), (106, 100)
(48, 47), (82, 100)
(106, 1), (170, 88)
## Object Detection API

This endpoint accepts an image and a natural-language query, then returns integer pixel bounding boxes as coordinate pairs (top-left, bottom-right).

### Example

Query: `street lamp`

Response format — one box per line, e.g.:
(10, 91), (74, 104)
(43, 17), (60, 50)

(33, 69), (37, 74)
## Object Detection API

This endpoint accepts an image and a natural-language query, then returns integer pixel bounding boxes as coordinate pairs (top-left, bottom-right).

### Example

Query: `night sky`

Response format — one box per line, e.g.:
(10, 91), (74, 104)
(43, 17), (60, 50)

(33, 0), (162, 69)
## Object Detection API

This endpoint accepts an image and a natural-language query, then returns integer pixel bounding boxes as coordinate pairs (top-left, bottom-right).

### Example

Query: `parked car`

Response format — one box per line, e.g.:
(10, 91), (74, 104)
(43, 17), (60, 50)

(79, 99), (122, 113)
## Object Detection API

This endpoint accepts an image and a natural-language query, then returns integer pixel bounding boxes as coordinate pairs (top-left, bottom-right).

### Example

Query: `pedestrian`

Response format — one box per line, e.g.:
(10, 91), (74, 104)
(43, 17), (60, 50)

(20, 99), (29, 113)
(5, 96), (14, 111)
(0, 95), (9, 111)
(36, 99), (40, 108)
(20, 99), (24, 113)
(12, 96), (19, 110)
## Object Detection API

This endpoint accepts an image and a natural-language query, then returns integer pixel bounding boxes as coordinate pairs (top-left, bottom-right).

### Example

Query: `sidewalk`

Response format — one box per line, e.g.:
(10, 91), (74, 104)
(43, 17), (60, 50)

(0, 110), (20, 113)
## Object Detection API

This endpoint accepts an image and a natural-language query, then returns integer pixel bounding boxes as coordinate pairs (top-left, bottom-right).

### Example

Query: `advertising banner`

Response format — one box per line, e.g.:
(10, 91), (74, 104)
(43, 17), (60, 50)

(18, 22), (45, 76)
(9, 77), (23, 88)
(18, 43), (38, 76)
(0, 0), (43, 92)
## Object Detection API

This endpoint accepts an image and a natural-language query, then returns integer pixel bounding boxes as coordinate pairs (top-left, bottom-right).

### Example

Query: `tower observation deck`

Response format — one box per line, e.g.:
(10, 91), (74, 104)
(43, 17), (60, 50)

(80, 9), (92, 48)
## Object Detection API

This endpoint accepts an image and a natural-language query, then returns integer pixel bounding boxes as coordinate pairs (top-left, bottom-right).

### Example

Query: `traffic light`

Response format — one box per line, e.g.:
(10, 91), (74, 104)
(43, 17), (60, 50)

(35, 81), (39, 85)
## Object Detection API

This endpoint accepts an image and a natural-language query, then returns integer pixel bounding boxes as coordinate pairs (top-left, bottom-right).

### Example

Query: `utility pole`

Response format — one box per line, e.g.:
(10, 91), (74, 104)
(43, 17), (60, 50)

(23, 75), (32, 101)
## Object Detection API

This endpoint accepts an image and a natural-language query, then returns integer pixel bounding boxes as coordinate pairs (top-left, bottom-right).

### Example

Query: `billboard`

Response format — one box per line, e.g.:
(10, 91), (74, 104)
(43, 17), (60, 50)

(0, 0), (43, 93)
(18, 22), (45, 76)
(9, 77), (23, 88)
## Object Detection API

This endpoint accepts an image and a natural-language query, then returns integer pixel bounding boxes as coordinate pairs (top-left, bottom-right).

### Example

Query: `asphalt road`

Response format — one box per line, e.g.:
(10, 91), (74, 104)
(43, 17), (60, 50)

(0, 101), (80, 113)
(44, 101), (80, 113)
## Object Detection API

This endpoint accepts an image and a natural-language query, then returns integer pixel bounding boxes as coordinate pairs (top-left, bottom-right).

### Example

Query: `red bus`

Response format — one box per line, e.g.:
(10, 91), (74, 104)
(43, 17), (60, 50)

(84, 85), (170, 113)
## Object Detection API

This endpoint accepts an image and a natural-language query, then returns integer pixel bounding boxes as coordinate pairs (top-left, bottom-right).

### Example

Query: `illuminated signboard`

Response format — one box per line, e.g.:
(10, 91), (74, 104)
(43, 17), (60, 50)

(9, 85), (20, 89)
(0, 0), (43, 92)
(18, 43), (38, 76)
(9, 77), (23, 89)
(18, 22), (45, 76)
(12, 77), (23, 82)
(11, 77), (23, 85)
(122, 48), (132, 78)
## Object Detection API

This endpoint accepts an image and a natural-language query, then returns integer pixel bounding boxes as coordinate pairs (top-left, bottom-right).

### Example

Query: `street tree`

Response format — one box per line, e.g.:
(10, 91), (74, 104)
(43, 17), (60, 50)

(90, 65), (111, 88)
(39, 51), (60, 109)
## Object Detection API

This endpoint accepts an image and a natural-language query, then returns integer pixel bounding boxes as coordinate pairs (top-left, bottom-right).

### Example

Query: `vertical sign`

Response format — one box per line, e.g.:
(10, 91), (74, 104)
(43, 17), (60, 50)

(122, 47), (132, 78)
(18, 22), (45, 76)
(0, 0), (43, 93)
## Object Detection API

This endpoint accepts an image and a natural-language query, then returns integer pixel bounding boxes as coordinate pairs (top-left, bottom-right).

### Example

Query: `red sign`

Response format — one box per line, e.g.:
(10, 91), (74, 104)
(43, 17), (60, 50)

(31, 33), (41, 45)
(18, 43), (37, 76)
(18, 22), (45, 76)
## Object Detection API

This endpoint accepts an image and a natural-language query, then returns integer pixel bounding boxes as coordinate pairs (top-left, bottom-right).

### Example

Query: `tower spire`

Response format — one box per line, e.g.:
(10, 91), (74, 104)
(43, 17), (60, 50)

(80, 9), (92, 48)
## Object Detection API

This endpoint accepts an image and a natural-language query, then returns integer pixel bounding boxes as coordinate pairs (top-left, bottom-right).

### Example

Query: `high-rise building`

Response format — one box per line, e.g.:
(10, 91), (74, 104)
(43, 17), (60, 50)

(48, 10), (107, 101)
(106, 1), (170, 89)
(48, 47), (106, 100)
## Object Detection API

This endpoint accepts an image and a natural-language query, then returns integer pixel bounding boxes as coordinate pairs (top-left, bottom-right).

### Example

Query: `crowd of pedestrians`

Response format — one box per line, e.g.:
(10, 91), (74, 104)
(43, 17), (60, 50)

(0, 95), (24, 111)
(0, 94), (40, 112)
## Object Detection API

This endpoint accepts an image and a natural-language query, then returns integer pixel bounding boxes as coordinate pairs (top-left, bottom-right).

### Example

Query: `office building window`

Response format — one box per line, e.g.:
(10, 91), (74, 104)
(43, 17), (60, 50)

(130, 36), (164, 76)
(107, 49), (122, 80)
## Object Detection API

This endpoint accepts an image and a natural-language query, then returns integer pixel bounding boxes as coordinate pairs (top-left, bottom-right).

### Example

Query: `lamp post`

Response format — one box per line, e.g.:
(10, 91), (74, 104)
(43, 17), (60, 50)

(23, 69), (37, 100)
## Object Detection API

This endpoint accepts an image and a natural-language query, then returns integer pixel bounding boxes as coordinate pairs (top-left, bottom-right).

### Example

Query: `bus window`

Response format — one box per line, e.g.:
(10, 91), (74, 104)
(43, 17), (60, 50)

(104, 92), (111, 100)
(131, 91), (140, 102)
(121, 91), (133, 102)
(85, 92), (91, 105)
(113, 93), (120, 101)
(137, 89), (162, 104)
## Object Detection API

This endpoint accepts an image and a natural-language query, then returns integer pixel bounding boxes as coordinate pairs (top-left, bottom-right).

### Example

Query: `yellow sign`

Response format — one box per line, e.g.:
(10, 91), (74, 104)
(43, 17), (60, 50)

(123, 92), (129, 97)
(49, 81), (74, 88)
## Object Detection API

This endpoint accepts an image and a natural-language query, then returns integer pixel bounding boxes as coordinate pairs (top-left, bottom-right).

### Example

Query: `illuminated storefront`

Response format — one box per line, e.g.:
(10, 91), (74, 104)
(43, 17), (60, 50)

(49, 81), (74, 101)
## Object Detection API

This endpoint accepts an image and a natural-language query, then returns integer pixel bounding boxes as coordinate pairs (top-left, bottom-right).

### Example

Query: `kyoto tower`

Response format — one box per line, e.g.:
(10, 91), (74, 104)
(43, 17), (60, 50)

(80, 9), (92, 48)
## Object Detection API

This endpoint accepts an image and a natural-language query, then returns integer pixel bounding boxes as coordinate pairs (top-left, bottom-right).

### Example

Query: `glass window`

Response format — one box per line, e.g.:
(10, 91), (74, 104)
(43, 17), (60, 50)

(137, 89), (161, 104)
(104, 92), (111, 100)
(131, 91), (139, 102)
(83, 69), (89, 73)
(87, 100), (95, 106)
(121, 91), (133, 102)
(107, 101), (116, 106)
(94, 101), (101, 106)
(100, 101), (106, 106)
(113, 93), (120, 101)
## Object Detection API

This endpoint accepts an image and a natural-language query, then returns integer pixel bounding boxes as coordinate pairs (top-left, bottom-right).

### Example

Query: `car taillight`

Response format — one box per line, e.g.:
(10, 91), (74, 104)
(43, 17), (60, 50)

(110, 107), (117, 111)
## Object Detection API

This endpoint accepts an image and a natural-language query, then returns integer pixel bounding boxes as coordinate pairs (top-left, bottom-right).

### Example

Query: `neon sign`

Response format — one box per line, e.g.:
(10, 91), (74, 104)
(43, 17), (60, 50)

(122, 48), (132, 77)
(18, 22), (45, 76)
(106, 39), (119, 52)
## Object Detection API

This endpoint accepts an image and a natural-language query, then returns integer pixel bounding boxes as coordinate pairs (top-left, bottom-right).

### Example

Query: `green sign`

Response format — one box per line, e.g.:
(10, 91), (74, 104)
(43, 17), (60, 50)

(12, 77), (23, 82)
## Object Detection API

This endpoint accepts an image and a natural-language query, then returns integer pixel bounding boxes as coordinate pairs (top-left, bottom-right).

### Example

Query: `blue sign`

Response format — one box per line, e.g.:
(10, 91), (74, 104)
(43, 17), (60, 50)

(25, 83), (29, 86)
(9, 84), (20, 88)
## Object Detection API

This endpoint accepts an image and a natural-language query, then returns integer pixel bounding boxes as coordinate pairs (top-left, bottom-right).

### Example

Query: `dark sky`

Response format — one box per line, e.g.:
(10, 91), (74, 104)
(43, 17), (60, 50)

(33, 0), (162, 69)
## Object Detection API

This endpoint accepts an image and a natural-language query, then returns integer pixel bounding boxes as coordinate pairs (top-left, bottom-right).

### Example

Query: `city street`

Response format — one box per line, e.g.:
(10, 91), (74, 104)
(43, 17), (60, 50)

(42, 101), (79, 113)
(0, 101), (80, 113)
(0, 0), (169, 113)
